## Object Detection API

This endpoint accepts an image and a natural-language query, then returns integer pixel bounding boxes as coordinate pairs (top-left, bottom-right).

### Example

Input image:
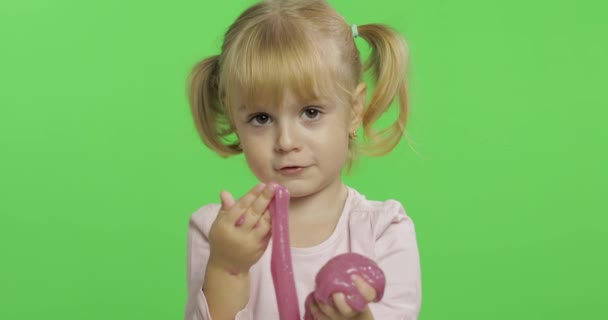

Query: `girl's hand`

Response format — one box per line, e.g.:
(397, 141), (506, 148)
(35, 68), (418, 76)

(207, 183), (275, 275)
(308, 275), (377, 320)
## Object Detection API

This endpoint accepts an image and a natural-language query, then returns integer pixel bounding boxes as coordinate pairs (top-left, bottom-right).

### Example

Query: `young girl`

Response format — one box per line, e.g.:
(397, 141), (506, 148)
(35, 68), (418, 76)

(185, 0), (421, 319)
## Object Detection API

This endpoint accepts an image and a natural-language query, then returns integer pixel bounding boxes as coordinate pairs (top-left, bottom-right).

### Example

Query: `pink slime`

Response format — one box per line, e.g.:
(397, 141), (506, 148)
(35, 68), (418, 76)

(269, 185), (301, 319)
(268, 185), (386, 320)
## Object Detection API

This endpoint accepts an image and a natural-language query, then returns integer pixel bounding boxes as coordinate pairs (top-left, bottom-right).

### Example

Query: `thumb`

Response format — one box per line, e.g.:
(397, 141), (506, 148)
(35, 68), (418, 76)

(220, 190), (236, 210)
(352, 274), (377, 302)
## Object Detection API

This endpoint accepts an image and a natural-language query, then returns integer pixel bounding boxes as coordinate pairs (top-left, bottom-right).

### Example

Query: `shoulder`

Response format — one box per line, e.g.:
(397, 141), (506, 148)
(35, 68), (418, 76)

(188, 203), (222, 237)
(347, 187), (415, 239)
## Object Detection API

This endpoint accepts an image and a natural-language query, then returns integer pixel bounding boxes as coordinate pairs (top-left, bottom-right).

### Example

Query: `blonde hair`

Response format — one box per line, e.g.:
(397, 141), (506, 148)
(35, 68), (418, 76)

(187, 0), (410, 170)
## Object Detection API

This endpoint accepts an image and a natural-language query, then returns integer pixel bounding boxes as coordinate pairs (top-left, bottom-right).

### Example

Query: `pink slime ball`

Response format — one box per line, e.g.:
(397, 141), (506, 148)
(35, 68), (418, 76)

(303, 253), (385, 319)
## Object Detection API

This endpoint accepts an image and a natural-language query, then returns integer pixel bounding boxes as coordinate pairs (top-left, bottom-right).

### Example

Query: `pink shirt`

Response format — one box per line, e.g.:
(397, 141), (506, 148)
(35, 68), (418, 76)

(185, 187), (422, 319)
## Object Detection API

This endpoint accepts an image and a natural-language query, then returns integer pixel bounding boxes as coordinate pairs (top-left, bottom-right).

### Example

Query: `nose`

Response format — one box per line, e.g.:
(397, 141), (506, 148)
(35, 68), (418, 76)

(275, 122), (301, 153)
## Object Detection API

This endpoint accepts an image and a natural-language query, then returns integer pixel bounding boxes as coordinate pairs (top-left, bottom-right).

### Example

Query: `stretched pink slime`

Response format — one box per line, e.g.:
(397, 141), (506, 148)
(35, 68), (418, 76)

(269, 185), (301, 319)
(268, 185), (386, 320)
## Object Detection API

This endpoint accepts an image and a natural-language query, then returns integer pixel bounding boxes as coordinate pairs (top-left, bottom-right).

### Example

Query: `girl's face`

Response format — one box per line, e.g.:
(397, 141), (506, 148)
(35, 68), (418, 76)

(232, 87), (362, 198)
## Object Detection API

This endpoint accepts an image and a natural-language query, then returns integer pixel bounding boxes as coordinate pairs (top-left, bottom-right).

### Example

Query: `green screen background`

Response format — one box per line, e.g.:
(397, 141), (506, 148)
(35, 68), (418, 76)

(1, 0), (606, 319)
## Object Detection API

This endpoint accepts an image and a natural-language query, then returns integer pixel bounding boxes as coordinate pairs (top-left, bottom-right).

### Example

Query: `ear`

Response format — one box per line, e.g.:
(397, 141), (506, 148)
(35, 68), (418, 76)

(349, 82), (367, 132)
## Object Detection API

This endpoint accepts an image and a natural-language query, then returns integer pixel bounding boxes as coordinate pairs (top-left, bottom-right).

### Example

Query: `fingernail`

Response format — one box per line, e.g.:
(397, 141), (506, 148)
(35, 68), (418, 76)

(266, 182), (276, 192)
(255, 183), (266, 193)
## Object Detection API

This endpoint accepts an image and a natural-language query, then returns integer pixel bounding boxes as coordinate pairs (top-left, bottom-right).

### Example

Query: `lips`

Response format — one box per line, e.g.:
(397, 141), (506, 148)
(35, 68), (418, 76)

(280, 165), (302, 170)
(278, 165), (307, 175)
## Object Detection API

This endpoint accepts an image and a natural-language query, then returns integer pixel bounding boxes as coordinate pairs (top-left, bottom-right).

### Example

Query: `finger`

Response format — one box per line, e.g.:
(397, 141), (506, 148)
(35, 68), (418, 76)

(225, 183), (265, 222)
(249, 183), (276, 219)
(352, 274), (377, 302)
(309, 301), (328, 320)
(252, 210), (271, 238)
(316, 300), (339, 319)
(332, 292), (354, 316)
(219, 190), (235, 210)
(240, 184), (275, 229)
(220, 190), (242, 225)
(220, 191), (247, 226)
(235, 183), (266, 210)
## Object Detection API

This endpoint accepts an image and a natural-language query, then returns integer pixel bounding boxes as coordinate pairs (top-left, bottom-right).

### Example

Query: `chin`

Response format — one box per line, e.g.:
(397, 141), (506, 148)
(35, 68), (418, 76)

(276, 180), (319, 198)
(282, 179), (343, 200)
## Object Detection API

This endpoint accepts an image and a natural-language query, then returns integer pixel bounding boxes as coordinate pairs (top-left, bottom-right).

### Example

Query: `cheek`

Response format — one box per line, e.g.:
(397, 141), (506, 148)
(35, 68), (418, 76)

(243, 152), (269, 181)
(326, 125), (350, 149)
(240, 138), (272, 176)
(241, 141), (266, 162)
(316, 128), (350, 160)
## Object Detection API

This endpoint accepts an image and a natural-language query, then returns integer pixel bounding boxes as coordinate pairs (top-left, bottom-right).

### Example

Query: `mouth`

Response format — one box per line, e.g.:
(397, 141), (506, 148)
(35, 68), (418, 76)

(278, 166), (307, 175)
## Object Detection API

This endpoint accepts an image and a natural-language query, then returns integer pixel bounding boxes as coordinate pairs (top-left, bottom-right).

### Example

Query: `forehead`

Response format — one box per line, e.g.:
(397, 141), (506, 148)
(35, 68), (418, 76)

(234, 86), (336, 113)
(224, 57), (340, 112)
(219, 23), (354, 112)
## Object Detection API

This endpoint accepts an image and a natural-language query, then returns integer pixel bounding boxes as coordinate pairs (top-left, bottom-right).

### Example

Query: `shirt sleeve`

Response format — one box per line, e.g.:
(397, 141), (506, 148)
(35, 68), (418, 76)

(369, 200), (422, 320)
(184, 205), (253, 320)
(184, 206), (215, 320)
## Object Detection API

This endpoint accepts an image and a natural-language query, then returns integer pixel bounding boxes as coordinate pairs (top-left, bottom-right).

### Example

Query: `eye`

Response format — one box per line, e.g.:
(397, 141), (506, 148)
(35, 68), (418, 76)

(248, 113), (272, 126)
(303, 107), (321, 120)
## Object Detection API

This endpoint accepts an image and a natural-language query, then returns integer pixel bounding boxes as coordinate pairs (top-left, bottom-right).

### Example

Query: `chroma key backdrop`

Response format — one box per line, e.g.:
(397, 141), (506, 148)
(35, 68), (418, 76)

(1, 0), (606, 319)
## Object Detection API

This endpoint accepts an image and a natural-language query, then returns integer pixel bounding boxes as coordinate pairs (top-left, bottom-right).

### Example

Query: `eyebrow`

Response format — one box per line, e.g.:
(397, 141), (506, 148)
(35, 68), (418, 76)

(236, 96), (330, 113)
(236, 104), (258, 114)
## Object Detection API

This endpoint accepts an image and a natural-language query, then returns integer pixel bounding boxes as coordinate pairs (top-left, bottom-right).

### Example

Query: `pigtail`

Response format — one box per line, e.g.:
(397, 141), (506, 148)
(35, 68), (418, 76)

(187, 55), (240, 157)
(357, 24), (410, 156)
